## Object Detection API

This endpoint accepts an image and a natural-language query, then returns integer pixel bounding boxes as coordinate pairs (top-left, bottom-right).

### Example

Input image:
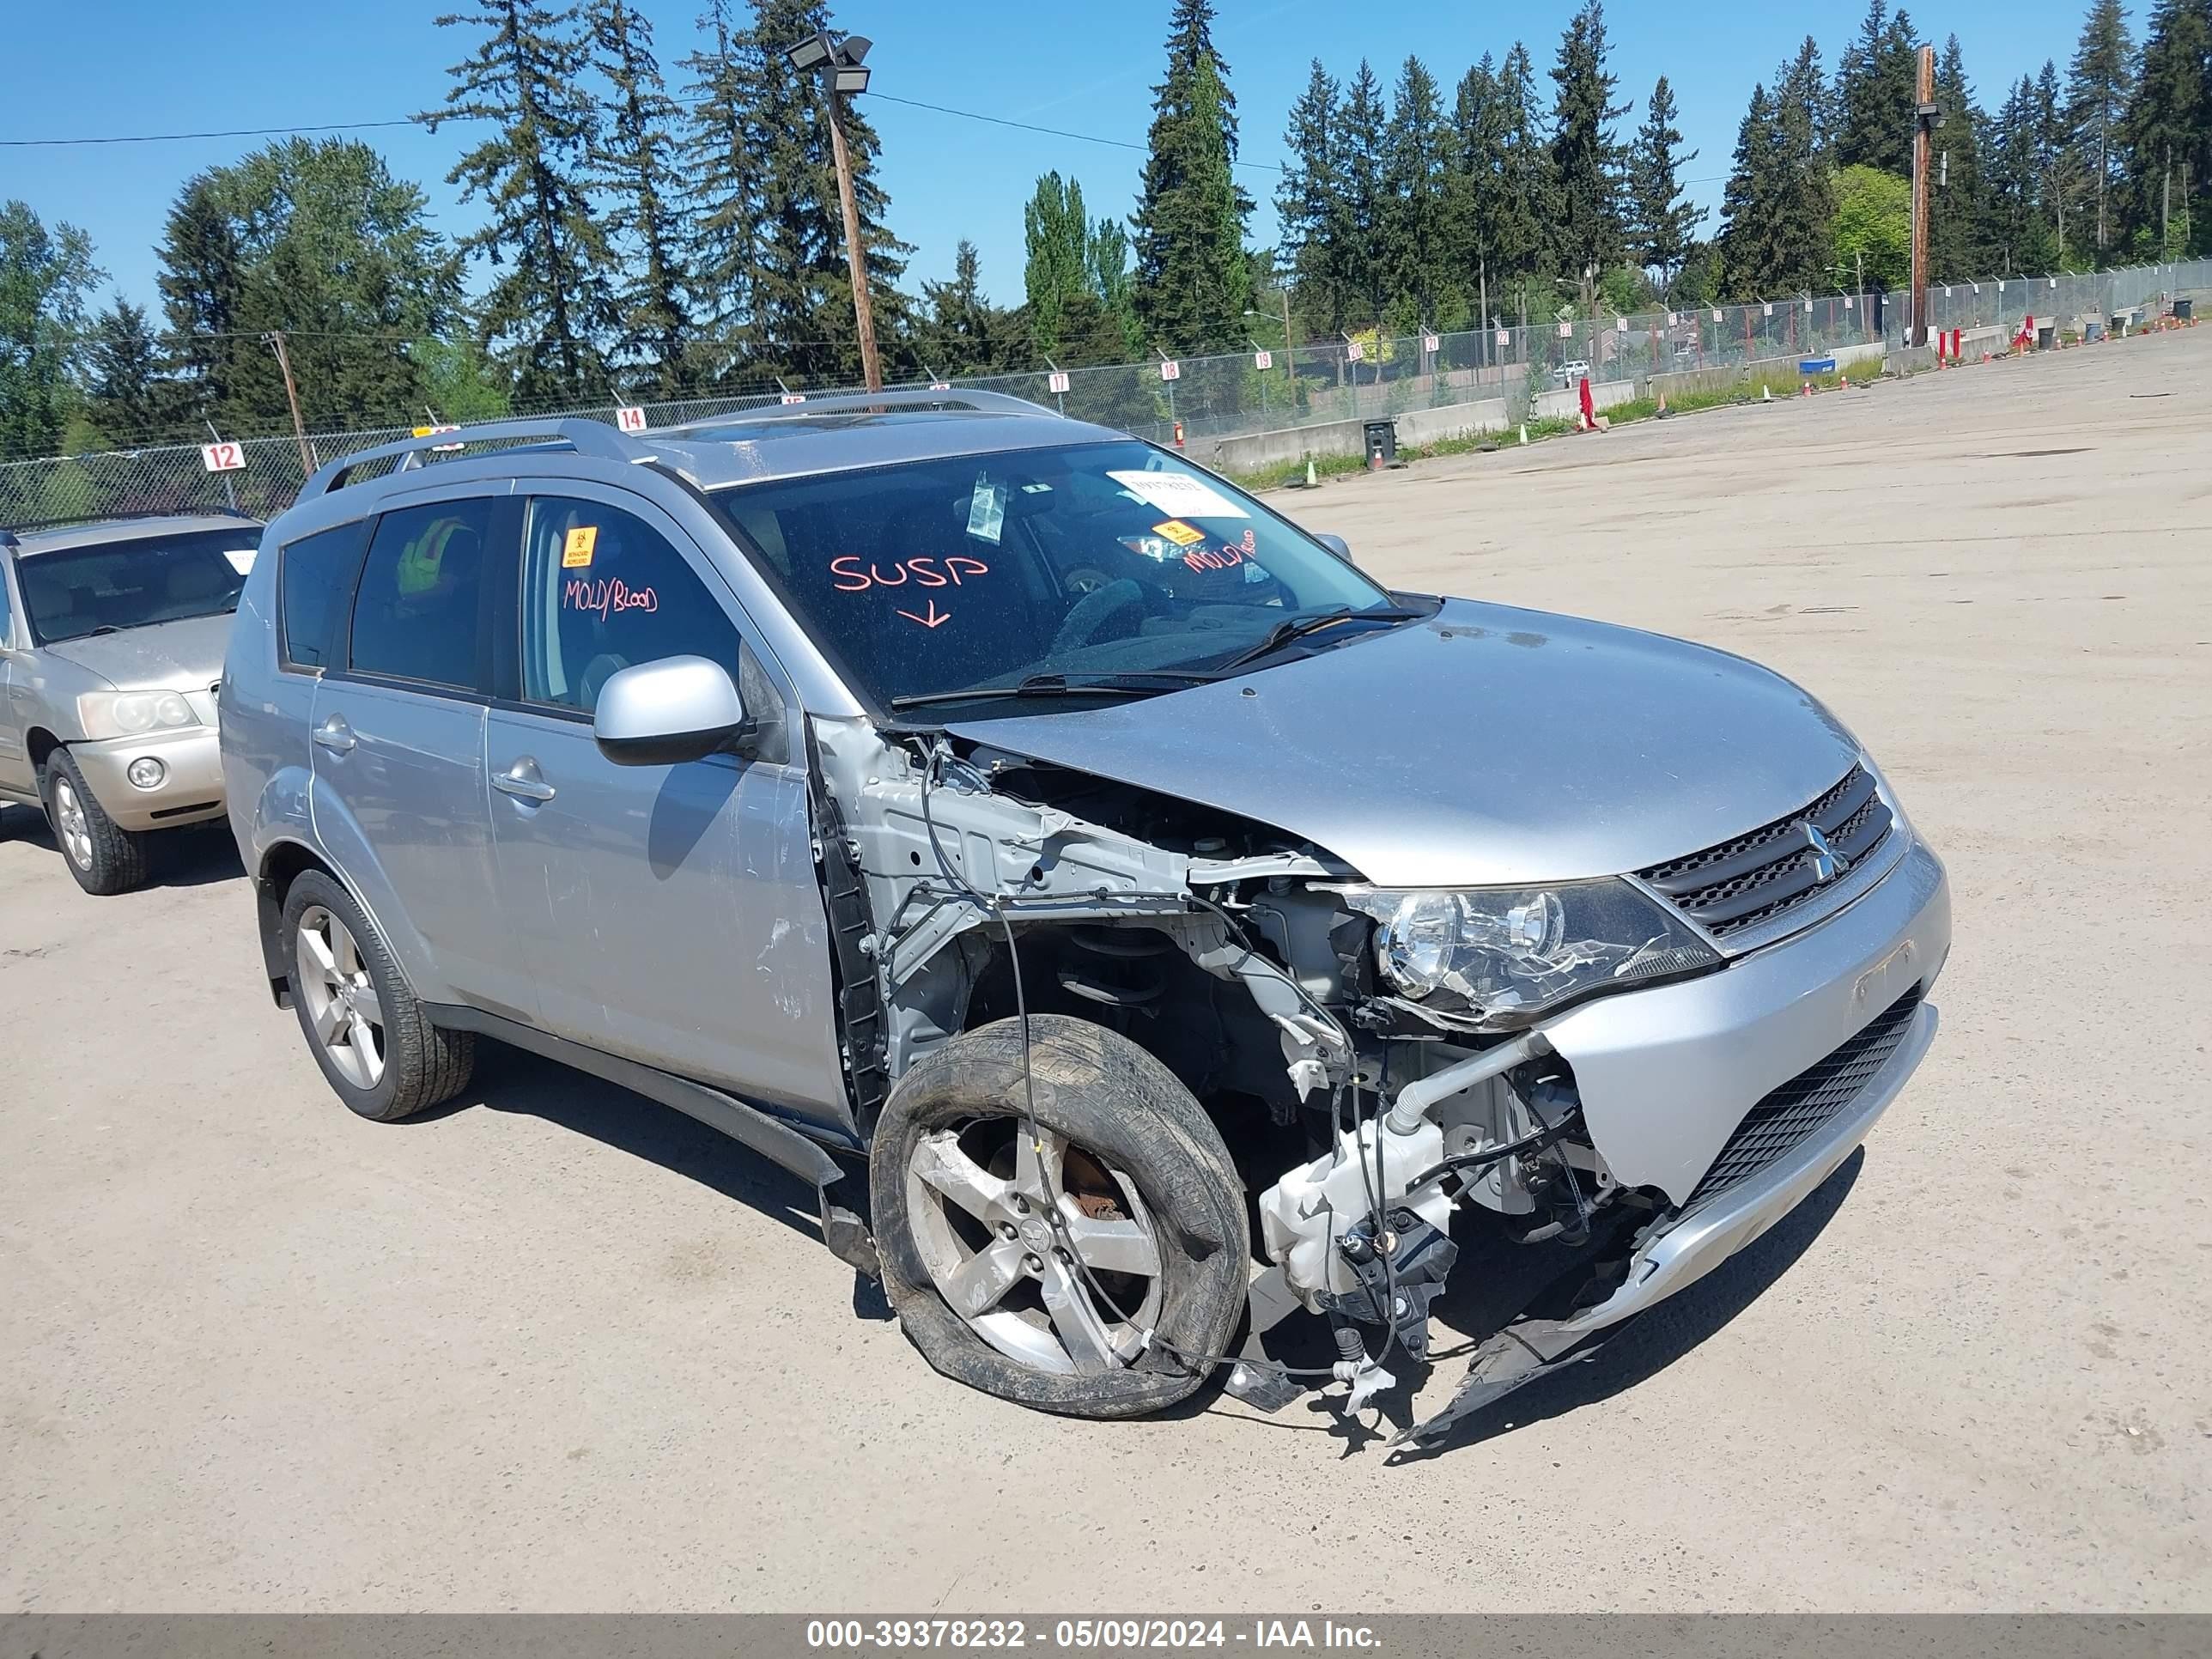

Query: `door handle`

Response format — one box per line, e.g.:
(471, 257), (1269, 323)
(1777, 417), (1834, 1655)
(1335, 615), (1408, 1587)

(493, 760), (556, 803)
(313, 714), (356, 754)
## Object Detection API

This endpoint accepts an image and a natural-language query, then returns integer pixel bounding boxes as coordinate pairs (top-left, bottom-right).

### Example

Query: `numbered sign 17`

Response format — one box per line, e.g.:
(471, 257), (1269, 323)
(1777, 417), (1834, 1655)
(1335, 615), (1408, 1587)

(201, 441), (246, 473)
(615, 405), (648, 433)
(1047, 370), (1071, 394)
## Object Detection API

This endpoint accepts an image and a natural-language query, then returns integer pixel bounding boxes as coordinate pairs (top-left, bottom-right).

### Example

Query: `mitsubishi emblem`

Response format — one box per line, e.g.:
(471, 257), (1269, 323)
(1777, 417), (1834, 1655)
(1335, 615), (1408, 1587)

(1802, 821), (1840, 882)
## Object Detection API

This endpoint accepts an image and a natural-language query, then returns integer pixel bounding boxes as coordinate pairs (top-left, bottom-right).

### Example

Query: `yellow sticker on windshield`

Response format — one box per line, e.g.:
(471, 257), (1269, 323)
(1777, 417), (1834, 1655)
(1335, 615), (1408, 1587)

(562, 526), (599, 568)
(1153, 519), (1206, 547)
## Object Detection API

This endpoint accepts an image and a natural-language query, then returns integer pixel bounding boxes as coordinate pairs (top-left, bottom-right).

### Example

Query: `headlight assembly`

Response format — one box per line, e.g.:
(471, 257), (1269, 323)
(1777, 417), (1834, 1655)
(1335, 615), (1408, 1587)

(1346, 880), (1720, 1028)
(76, 690), (201, 739)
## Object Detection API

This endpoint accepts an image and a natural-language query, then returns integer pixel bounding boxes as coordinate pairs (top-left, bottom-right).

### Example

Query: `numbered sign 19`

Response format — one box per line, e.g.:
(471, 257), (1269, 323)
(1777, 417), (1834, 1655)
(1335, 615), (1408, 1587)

(1158, 358), (1181, 381)
(201, 441), (246, 473)
(1047, 370), (1071, 394)
(615, 404), (648, 433)
(1252, 349), (1273, 371)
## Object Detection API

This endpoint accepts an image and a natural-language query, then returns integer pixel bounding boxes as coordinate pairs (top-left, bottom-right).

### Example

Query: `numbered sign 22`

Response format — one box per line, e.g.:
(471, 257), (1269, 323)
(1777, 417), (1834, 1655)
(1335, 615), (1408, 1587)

(615, 405), (648, 433)
(201, 441), (246, 473)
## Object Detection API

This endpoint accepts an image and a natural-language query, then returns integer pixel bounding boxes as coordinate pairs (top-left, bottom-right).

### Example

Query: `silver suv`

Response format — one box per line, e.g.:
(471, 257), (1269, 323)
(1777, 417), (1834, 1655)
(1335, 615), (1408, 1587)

(2, 513), (258, 893)
(221, 398), (1948, 1446)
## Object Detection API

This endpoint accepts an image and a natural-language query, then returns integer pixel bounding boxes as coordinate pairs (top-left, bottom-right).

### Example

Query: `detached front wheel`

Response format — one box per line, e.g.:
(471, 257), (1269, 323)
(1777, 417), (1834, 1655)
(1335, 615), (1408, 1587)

(870, 1015), (1249, 1419)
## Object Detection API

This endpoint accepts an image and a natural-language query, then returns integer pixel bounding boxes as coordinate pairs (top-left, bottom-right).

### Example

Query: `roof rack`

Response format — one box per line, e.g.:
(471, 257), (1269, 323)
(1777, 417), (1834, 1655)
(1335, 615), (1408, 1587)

(303, 417), (645, 497)
(672, 388), (1054, 428)
(2, 505), (255, 545)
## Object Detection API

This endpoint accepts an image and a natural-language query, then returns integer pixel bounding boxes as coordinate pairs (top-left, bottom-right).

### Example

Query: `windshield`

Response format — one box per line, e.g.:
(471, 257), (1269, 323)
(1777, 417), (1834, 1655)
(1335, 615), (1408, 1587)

(709, 440), (1402, 712)
(21, 529), (254, 645)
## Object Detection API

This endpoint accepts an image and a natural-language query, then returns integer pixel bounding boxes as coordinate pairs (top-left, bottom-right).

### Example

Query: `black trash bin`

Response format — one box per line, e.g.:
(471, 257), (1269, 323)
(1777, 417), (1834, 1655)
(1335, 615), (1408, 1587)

(1363, 417), (1398, 467)
(2175, 298), (2194, 322)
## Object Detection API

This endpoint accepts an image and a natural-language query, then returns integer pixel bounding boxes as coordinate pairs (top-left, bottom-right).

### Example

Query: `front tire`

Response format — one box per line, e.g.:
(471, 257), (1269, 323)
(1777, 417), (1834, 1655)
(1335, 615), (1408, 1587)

(282, 869), (474, 1121)
(42, 749), (150, 895)
(871, 1016), (1248, 1419)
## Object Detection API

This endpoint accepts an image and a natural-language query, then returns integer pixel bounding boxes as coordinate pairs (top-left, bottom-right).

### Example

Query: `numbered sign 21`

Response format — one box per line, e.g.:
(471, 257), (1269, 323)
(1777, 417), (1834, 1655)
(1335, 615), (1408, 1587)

(201, 441), (246, 473)
(615, 405), (648, 433)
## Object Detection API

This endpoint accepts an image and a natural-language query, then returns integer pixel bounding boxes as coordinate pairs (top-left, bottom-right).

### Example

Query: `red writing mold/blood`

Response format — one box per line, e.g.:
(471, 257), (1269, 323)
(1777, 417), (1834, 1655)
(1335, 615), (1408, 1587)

(830, 555), (991, 592)
(1182, 528), (1257, 575)
(562, 577), (659, 617)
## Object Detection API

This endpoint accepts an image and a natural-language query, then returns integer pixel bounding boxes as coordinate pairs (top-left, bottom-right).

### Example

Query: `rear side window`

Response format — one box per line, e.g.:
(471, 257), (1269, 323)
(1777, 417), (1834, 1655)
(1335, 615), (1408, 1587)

(277, 521), (368, 671)
(519, 495), (742, 715)
(348, 500), (493, 691)
(0, 566), (13, 644)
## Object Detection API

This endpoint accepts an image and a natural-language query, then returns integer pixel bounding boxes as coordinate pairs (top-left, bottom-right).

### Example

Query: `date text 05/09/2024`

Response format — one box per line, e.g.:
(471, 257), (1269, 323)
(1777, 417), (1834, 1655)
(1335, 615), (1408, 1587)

(804, 1620), (1382, 1651)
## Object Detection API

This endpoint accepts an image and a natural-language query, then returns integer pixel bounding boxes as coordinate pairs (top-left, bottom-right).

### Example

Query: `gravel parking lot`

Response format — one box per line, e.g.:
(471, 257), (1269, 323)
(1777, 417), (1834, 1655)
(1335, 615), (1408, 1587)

(4, 329), (2209, 1613)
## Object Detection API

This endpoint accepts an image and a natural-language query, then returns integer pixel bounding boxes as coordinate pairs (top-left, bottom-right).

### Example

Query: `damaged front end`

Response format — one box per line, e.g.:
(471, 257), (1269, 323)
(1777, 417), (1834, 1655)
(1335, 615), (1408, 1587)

(824, 716), (1947, 1451)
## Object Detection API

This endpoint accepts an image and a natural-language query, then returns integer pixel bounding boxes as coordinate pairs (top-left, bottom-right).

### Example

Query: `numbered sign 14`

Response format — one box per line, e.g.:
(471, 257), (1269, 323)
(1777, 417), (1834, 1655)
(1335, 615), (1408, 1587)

(615, 405), (648, 433)
(201, 441), (246, 473)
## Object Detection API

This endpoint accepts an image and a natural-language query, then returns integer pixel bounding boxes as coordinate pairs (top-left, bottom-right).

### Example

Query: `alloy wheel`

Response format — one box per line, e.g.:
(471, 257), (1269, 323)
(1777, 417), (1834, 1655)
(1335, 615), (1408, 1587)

(295, 904), (386, 1090)
(52, 777), (93, 871)
(904, 1118), (1164, 1376)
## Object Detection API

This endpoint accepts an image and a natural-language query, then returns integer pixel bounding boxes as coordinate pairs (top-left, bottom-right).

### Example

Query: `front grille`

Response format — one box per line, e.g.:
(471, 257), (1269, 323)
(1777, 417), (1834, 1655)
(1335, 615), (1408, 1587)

(1686, 988), (1923, 1209)
(1639, 764), (1893, 940)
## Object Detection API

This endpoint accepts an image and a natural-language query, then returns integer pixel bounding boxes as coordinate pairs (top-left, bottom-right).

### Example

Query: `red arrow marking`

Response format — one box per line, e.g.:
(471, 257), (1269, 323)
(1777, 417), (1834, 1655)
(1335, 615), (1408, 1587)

(896, 599), (951, 629)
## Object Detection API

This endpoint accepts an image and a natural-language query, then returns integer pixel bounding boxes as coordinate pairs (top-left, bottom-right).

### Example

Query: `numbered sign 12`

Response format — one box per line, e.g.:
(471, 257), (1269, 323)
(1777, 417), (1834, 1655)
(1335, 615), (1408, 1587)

(201, 441), (246, 473)
(615, 405), (648, 433)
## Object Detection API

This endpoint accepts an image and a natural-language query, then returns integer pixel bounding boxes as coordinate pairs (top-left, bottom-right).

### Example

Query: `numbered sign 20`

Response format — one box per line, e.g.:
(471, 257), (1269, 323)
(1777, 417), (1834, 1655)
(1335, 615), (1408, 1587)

(201, 441), (246, 473)
(615, 405), (648, 433)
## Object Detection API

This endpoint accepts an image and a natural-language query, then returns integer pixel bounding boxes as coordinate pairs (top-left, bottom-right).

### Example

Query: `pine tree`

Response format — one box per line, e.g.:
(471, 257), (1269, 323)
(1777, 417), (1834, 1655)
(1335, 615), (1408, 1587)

(1931, 35), (1992, 280)
(1627, 76), (1705, 286)
(1836, 0), (1922, 175)
(587, 0), (691, 395)
(2036, 58), (2081, 258)
(1337, 59), (1389, 325)
(2067, 0), (2137, 256)
(154, 176), (251, 434)
(2122, 0), (2212, 254)
(677, 0), (758, 360)
(1771, 46), (1838, 294)
(0, 201), (101, 459)
(1023, 171), (1091, 359)
(1493, 44), (1554, 288)
(1381, 55), (1451, 329)
(1547, 1), (1631, 289)
(1131, 0), (1253, 351)
(1087, 220), (1145, 359)
(84, 301), (170, 444)
(1276, 61), (1346, 335)
(1718, 86), (1787, 297)
(422, 0), (618, 404)
(917, 240), (1006, 375)
(1444, 56), (1503, 314)
(1988, 74), (2059, 270)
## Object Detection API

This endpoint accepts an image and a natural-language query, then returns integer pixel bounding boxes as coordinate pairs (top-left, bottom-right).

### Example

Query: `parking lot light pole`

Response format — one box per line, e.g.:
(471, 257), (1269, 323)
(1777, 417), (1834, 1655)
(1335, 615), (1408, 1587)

(785, 28), (883, 392)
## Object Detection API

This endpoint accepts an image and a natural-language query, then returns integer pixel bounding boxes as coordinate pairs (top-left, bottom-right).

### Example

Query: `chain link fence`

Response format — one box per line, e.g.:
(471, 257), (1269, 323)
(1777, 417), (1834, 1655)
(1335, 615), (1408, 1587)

(5, 258), (2205, 529)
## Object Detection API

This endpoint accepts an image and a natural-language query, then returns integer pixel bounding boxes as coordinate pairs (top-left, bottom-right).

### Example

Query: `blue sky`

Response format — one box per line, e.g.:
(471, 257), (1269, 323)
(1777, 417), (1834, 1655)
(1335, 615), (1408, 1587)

(3, 0), (2096, 322)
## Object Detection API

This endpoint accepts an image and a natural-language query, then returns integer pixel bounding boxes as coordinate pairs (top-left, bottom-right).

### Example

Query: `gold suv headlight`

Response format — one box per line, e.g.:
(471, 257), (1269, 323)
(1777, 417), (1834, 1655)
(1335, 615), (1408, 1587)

(76, 690), (201, 739)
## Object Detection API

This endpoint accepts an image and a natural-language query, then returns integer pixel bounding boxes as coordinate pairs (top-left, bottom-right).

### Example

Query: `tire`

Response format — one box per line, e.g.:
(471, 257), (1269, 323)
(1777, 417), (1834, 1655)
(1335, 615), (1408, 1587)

(42, 749), (150, 896)
(871, 1015), (1248, 1419)
(282, 868), (474, 1121)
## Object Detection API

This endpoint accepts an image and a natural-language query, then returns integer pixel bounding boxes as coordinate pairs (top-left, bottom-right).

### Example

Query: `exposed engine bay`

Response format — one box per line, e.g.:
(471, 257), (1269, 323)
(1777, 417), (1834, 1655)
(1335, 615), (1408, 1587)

(814, 717), (1673, 1445)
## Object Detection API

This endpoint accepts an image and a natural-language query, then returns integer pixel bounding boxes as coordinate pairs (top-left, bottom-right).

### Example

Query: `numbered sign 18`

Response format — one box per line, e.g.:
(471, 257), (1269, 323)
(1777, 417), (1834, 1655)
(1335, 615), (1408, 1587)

(201, 441), (246, 473)
(615, 404), (648, 433)
(1252, 349), (1272, 371)
(1158, 358), (1181, 381)
(1047, 370), (1071, 394)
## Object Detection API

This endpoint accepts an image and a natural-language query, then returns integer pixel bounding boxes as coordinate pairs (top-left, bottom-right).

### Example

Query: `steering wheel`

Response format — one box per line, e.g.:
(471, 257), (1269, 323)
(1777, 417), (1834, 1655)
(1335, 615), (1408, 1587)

(1050, 577), (1147, 655)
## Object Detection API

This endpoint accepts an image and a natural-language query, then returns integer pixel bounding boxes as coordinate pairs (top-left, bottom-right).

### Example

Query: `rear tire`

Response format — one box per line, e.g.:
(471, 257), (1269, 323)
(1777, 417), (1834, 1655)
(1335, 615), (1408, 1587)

(282, 868), (474, 1121)
(871, 1015), (1248, 1419)
(42, 749), (150, 896)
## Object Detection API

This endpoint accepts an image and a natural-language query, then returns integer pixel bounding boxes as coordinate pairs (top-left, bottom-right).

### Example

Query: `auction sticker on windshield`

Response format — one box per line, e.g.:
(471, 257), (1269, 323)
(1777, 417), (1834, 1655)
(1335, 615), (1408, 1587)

(1108, 469), (1248, 520)
(1152, 520), (1206, 547)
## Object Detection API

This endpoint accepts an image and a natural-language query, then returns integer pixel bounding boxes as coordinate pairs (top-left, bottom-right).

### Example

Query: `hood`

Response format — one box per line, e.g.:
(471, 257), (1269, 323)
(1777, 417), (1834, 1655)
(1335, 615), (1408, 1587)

(949, 599), (1862, 887)
(39, 612), (234, 692)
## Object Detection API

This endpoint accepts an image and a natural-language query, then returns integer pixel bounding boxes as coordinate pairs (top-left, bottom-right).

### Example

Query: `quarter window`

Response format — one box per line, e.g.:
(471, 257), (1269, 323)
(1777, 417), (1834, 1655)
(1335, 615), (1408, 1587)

(348, 500), (492, 691)
(520, 496), (741, 716)
(277, 520), (368, 671)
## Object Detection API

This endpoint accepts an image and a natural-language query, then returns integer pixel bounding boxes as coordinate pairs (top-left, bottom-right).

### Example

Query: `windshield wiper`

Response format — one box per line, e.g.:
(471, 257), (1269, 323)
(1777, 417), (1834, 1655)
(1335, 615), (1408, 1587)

(1212, 605), (1426, 673)
(888, 671), (1214, 712)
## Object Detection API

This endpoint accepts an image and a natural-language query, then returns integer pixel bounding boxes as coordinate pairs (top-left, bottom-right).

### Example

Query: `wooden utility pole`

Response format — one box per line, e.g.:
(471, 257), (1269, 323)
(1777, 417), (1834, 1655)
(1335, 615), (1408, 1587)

(1910, 46), (1936, 348)
(822, 91), (883, 392)
(264, 331), (316, 477)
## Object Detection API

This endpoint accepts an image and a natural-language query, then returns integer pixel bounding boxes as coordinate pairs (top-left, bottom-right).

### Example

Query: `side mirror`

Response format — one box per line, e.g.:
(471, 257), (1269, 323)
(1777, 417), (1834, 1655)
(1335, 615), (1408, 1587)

(1316, 532), (1352, 560)
(593, 655), (746, 767)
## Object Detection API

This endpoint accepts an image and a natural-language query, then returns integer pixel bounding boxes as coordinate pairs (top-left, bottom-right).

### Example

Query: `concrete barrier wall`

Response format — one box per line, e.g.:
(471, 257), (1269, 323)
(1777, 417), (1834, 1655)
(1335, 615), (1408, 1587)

(1201, 380), (1638, 473)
